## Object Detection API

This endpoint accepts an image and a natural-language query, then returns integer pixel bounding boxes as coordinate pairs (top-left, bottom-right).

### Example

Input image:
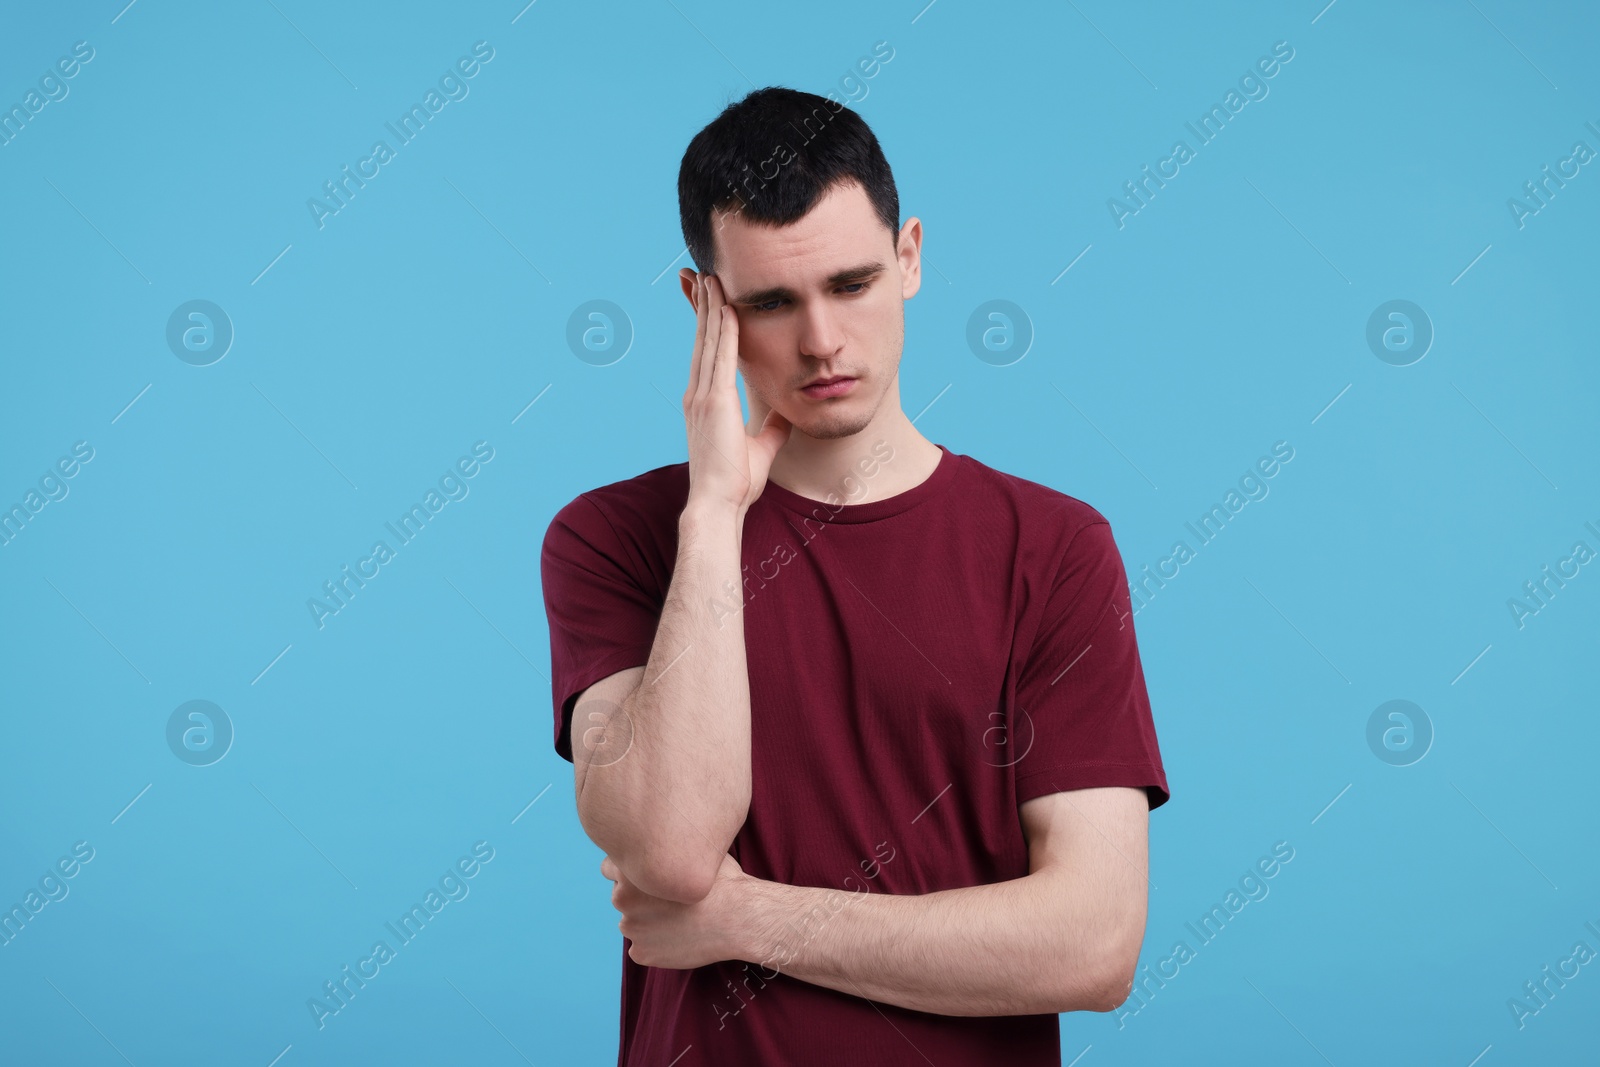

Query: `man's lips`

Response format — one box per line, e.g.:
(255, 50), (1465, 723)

(800, 376), (857, 398)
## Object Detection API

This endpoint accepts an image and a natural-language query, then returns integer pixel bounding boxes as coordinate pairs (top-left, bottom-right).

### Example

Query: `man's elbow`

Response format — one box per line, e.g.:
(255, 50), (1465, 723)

(624, 847), (719, 904)
(1059, 965), (1136, 1016)
(575, 795), (722, 903)
(1062, 926), (1144, 1014)
(1084, 966), (1138, 1015)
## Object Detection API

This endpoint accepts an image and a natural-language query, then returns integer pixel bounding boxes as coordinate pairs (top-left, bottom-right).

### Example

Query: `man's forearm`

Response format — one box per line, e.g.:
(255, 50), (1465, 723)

(576, 502), (753, 901)
(732, 868), (1125, 1017)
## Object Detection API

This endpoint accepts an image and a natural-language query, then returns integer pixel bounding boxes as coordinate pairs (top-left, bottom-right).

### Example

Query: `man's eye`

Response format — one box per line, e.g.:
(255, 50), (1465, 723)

(750, 283), (869, 314)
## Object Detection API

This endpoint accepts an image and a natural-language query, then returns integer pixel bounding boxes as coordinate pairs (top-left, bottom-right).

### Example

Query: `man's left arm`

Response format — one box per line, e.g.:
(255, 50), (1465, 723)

(605, 784), (1150, 1017)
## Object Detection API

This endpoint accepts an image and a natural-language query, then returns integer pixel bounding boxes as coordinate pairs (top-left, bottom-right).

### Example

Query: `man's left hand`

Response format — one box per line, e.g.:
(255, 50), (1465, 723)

(601, 852), (753, 969)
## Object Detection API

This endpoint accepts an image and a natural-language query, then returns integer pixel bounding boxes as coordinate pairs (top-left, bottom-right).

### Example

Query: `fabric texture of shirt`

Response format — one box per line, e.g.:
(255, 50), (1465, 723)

(540, 441), (1170, 1066)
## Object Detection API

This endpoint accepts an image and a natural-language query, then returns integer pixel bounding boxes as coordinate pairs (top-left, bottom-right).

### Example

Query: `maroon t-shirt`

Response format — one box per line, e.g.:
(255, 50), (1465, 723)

(540, 441), (1169, 1066)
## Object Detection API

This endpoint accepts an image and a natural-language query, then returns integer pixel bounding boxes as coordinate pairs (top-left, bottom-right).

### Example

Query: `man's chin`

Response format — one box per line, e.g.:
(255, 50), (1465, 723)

(792, 408), (877, 442)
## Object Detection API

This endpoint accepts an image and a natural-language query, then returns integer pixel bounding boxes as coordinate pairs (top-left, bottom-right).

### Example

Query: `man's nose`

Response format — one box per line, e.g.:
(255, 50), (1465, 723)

(798, 302), (845, 359)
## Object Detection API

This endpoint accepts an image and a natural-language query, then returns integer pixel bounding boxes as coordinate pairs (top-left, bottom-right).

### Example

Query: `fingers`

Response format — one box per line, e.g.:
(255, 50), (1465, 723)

(692, 274), (707, 373)
(698, 276), (724, 397)
(710, 302), (738, 394)
(685, 274), (706, 406)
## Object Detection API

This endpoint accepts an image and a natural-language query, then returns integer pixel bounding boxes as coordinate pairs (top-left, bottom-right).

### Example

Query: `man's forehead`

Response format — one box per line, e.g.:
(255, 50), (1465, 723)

(712, 185), (890, 296)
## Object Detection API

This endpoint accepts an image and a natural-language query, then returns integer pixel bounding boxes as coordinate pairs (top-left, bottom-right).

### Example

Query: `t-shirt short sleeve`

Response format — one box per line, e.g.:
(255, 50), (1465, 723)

(1012, 518), (1170, 810)
(540, 493), (661, 763)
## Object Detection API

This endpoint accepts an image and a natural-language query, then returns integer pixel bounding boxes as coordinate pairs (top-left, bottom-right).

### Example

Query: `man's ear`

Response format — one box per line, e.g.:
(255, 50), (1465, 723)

(679, 268), (700, 311)
(897, 217), (923, 300)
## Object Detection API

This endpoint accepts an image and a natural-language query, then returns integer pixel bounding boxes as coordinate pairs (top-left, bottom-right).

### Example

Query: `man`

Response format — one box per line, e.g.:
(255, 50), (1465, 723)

(540, 86), (1169, 1065)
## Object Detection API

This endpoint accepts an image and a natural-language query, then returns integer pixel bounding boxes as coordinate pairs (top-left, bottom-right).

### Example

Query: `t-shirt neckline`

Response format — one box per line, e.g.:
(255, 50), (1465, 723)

(758, 442), (959, 525)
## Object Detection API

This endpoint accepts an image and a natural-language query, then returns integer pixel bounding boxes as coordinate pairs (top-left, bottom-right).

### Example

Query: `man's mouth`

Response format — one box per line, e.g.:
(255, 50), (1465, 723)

(800, 375), (857, 399)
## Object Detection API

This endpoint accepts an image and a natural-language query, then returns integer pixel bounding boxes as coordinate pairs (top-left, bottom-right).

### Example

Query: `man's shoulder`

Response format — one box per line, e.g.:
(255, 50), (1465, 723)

(955, 450), (1115, 546)
(574, 460), (689, 515)
(548, 460), (689, 540)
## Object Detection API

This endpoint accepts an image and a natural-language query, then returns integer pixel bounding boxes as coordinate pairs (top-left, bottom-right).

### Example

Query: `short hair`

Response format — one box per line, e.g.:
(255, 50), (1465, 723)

(677, 86), (900, 275)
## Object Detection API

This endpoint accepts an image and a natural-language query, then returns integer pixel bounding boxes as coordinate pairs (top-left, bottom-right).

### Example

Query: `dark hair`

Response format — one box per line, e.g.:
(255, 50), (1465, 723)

(677, 86), (900, 275)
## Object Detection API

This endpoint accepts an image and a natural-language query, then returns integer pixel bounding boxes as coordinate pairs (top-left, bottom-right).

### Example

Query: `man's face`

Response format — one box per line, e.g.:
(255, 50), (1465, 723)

(700, 180), (921, 441)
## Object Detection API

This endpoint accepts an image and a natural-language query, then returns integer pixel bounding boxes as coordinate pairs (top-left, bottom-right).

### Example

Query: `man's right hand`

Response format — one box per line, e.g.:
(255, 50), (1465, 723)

(681, 271), (791, 517)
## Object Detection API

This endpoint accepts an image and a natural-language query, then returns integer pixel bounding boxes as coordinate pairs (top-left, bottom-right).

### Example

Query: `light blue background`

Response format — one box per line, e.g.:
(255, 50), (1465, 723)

(2, 1), (1596, 1063)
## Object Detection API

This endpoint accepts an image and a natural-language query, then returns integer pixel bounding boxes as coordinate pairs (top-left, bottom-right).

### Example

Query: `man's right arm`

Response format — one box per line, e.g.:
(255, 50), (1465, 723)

(570, 501), (751, 905)
(564, 273), (788, 905)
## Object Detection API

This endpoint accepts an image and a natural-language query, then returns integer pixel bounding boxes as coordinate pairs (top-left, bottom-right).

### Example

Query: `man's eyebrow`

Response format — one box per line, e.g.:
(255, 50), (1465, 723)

(729, 262), (887, 306)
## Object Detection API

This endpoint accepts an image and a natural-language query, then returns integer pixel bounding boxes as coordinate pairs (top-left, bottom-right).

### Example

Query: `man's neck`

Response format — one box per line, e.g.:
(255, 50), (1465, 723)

(763, 408), (943, 507)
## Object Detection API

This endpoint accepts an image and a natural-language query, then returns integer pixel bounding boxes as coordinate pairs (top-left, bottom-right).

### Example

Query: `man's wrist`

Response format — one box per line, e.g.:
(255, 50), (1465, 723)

(680, 498), (746, 537)
(725, 872), (784, 967)
(728, 874), (857, 976)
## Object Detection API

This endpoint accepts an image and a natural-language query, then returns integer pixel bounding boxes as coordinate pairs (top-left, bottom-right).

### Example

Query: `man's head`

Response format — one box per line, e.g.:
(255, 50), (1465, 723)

(677, 87), (921, 442)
